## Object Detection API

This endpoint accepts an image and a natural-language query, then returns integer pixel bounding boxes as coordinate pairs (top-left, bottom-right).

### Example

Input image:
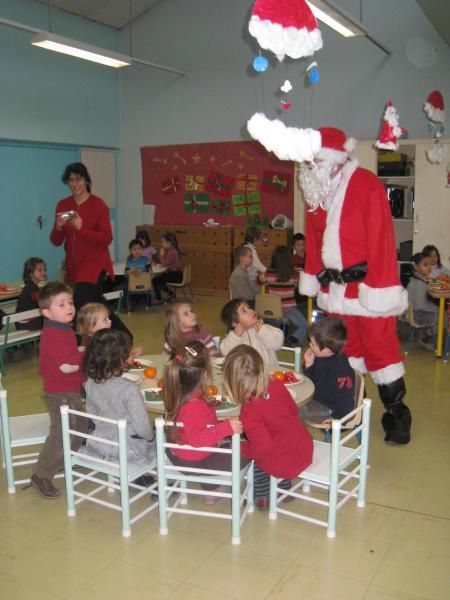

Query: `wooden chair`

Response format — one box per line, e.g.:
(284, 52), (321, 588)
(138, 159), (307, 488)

(126, 272), (153, 313)
(0, 309), (42, 374)
(102, 290), (123, 315)
(400, 303), (434, 353)
(305, 369), (365, 442)
(255, 293), (288, 335)
(269, 399), (372, 538)
(0, 387), (52, 493)
(167, 264), (195, 302)
(155, 417), (254, 545)
(60, 405), (158, 537)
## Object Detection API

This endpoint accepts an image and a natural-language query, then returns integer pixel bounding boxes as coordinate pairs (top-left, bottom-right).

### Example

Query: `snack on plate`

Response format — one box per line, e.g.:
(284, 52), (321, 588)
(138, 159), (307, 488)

(270, 370), (302, 385)
(144, 366), (157, 379)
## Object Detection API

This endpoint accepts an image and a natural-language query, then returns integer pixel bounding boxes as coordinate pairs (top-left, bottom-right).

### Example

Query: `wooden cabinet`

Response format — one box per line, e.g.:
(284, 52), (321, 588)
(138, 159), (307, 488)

(136, 225), (292, 295)
(136, 225), (234, 296)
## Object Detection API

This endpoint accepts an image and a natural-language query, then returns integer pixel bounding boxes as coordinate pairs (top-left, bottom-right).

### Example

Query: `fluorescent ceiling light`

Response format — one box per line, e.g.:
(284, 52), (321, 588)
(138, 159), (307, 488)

(306, 0), (365, 37)
(31, 32), (131, 68)
(306, 0), (391, 54)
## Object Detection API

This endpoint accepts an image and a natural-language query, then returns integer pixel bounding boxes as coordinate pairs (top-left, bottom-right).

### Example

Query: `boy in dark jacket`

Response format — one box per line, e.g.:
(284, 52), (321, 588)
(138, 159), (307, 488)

(300, 316), (355, 422)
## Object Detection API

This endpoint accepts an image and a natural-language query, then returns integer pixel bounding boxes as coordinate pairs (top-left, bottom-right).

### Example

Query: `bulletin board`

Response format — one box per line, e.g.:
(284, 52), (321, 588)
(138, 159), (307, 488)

(140, 140), (294, 226)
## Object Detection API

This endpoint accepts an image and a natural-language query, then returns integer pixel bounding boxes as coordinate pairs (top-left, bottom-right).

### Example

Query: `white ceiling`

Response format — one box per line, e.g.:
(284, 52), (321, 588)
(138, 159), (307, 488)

(38, 0), (450, 46)
(36, 0), (162, 29)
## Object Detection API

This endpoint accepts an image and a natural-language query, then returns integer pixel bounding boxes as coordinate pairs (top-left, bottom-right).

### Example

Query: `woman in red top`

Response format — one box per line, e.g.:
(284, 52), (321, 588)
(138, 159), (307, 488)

(164, 341), (243, 503)
(153, 232), (183, 302)
(223, 346), (313, 510)
(50, 163), (130, 337)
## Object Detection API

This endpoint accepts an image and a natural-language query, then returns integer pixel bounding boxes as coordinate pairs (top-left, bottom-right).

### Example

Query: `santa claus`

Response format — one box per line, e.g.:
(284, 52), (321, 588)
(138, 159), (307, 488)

(299, 127), (412, 444)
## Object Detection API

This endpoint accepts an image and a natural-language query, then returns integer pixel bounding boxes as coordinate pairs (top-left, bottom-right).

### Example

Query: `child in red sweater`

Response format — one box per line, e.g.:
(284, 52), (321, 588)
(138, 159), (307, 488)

(223, 345), (313, 510)
(163, 341), (243, 503)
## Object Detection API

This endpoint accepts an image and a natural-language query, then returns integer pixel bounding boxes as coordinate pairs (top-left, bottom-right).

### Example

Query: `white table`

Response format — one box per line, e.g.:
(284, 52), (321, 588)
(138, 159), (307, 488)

(113, 263), (167, 277)
(129, 354), (314, 419)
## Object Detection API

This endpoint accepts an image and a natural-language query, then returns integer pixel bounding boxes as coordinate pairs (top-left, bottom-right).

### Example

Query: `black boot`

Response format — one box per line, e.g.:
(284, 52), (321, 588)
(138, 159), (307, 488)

(378, 377), (411, 445)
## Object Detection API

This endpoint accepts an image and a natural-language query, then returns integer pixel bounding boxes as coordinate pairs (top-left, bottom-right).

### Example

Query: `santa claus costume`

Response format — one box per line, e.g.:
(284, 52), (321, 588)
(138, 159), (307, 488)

(299, 128), (412, 444)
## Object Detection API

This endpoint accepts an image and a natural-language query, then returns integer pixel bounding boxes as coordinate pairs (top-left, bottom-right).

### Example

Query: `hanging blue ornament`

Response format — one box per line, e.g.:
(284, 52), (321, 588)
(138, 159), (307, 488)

(309, 66), (320, 85)
(252, 55), (269, 72)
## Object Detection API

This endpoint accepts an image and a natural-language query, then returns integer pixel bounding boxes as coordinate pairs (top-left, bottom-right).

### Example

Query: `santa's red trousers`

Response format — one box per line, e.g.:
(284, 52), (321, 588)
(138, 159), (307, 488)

(336, 314), (404, 376)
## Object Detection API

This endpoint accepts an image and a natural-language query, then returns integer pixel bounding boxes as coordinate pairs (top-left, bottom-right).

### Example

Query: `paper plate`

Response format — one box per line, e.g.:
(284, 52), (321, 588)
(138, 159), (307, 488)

(128, 358), (155, 374)
(212, 357), (225, 370)
(122, 372), (141, 383)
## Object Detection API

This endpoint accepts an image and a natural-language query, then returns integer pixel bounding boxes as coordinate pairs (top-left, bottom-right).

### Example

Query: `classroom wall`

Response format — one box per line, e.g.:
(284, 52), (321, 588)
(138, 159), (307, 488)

(118, 0), (450, 258)
(0, 0), (120, 147)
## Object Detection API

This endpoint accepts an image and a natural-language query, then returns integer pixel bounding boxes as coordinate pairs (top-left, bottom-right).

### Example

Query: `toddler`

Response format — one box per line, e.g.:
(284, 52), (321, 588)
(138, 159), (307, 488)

(300, 317), (355, 422)
(163, 303), (220, 357)
(125, 239), (150, 275)
(220, 299), (283, 369)
(422, 244), (450, 278)
(76, 302), (143, 362)
(223, 345), (313, 509)
(83, 329), (155, 472)
(229, 246), (256, 306)
(15, 257), (46, 331)
(31, 282), (86, 500)
(163, 341), (243, 503)
(407, 253), (440, 341)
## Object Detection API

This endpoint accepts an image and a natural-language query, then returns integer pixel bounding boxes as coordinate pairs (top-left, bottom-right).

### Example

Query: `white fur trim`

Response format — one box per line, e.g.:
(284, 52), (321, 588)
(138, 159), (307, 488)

(247, 113), (321, 162)
(344, 137), (357, 153)
(299, 271), (320, 297)
(375, 140), (399, 151)
(315, 147), (348, 164)
(317, 285), (407, 318)
(249, 17), (323, 60)
(348, 356), (368, 374)
(369, 361), (405, 385)
(423, 102), (445, 124)
(321, 160), (358, 270)
(359, 283), (408, 316)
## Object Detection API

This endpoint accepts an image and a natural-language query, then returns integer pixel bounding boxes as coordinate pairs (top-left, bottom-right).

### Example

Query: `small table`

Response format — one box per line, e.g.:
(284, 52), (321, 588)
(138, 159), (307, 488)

(113, 263), (167, 277)
(0, 283), (22, 309)
(427, 286), (450, 358)
(133, 354), (314, 419)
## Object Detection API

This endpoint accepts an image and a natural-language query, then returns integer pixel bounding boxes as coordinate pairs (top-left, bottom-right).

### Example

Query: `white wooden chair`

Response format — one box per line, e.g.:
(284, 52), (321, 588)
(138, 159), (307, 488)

(277, 346), (301, 372)
(155, 417), (254, 545)
(0, 308), (42, 374)
(60, 405), (158, 537)
(269, 399), (372, 538)
(0, 387), (50, 493)
(167, 265), (195, 302)
(102, 290), (123, 315)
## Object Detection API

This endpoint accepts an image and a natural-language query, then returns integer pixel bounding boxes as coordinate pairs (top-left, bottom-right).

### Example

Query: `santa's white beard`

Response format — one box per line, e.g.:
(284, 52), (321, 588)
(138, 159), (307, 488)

(298, 161), (335, 211)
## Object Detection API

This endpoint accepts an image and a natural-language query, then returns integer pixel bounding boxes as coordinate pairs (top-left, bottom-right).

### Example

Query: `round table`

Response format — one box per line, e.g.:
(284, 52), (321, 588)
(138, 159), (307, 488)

(129, 354), (314, 419)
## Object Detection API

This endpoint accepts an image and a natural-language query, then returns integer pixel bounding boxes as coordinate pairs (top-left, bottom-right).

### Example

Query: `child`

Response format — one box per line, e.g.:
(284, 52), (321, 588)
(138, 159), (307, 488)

(223, 345), (313, 509)
(136, 230), (158, 262)
(292, 232), (306, 270)
(31, 281), (87, 499)
(163, 341), (243, 503)
(220, 299), (284, 370)
(163, 303), (220, 357)
(153, 232), (182, 303)
(244, 226), (267, 290)
(76, 302), (144, 363)
(15, 257), (46, 331)
(300, 317), (355, 423)
(229, 246), (256, 306)
(83, 329), (155, 470)
(422, 244), (450, 278)
(125, 239), (150, 275)
(263, 245), (308, 346)
(407, 253), (440, 341)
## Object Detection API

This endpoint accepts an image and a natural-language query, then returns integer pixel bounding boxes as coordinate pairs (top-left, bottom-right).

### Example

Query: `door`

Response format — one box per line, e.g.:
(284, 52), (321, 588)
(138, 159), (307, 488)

(0, 143), (79, 282)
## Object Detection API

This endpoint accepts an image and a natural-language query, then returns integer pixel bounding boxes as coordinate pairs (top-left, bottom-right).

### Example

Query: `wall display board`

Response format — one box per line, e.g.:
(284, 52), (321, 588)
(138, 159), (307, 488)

(141, 141), (294, 226)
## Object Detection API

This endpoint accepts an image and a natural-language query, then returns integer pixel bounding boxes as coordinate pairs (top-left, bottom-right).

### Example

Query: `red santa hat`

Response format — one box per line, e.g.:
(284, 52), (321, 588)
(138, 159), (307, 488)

(315, 127), (357, 164)
(423, 90), (445, 123)
(249, 0), (323, 61)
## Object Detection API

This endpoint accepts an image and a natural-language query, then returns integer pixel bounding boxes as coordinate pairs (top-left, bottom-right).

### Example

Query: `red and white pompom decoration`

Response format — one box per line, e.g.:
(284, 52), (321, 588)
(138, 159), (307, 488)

(375, 101), (405, 151)
(248, 0), (323, 61)
(424, 90), (445, 124)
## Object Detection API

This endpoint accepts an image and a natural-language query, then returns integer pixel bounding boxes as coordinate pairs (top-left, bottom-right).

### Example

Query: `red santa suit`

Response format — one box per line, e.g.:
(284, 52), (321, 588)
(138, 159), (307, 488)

(300, 159), (408, 384)
(298, 127), (411, 444)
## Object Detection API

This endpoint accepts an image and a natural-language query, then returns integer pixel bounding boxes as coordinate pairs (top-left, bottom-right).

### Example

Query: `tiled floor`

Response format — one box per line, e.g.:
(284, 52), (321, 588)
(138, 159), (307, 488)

(1, 294), (449, 599)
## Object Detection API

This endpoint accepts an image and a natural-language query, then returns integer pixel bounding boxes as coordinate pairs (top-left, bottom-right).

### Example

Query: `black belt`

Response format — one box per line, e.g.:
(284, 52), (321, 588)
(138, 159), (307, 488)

(317, 262), (367, 287)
